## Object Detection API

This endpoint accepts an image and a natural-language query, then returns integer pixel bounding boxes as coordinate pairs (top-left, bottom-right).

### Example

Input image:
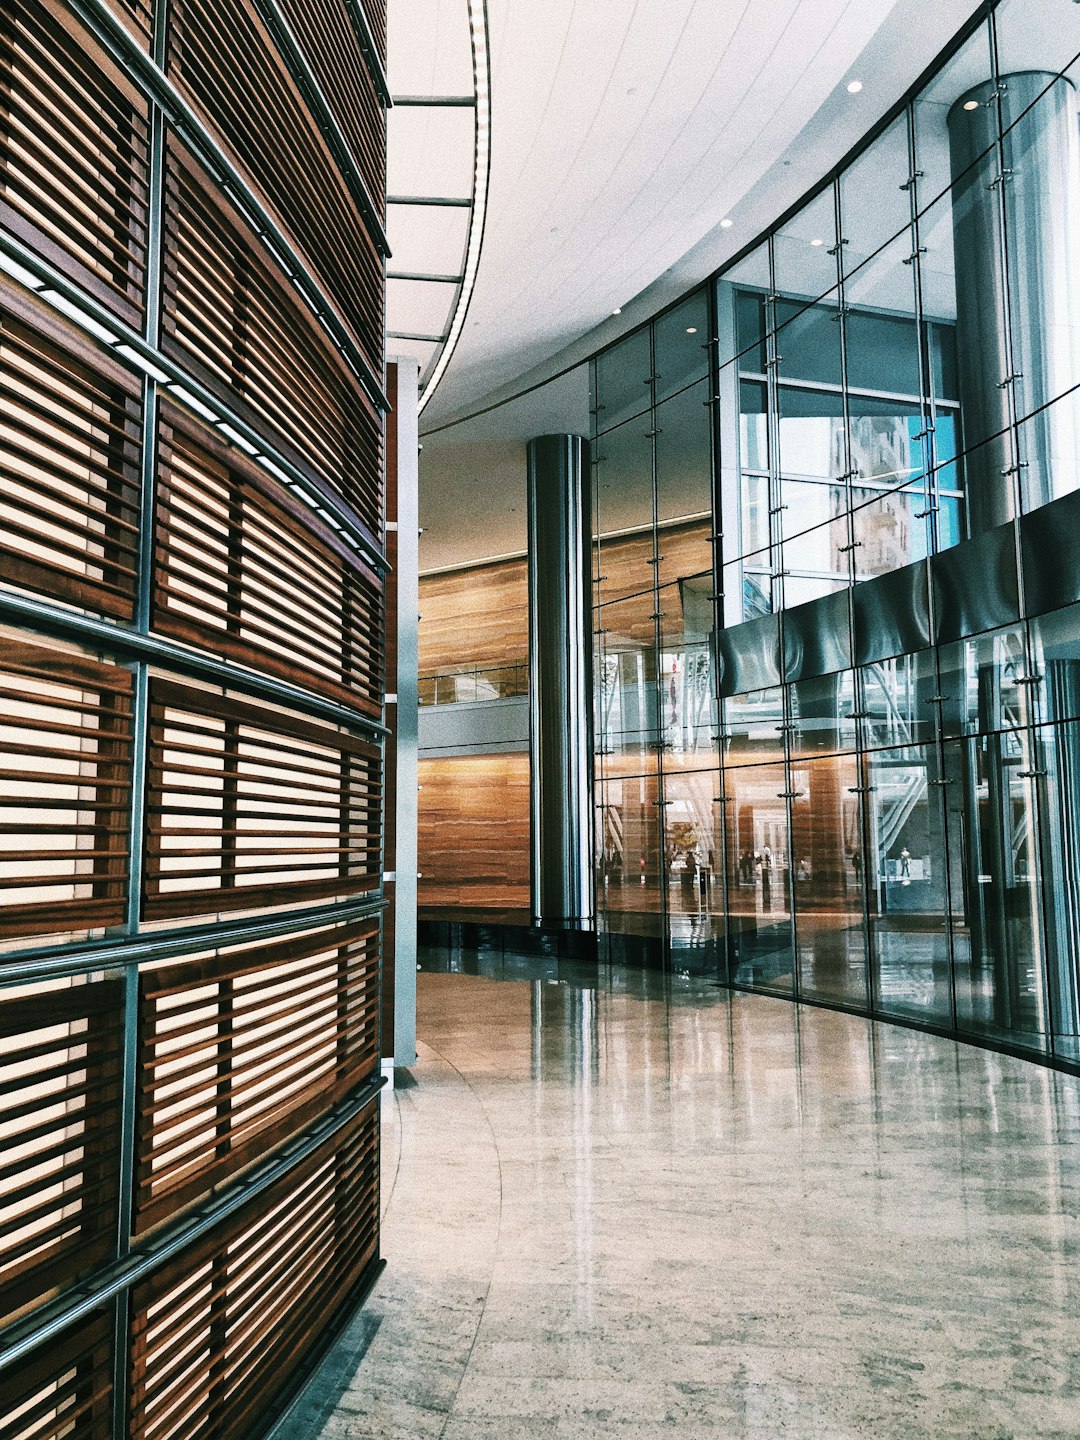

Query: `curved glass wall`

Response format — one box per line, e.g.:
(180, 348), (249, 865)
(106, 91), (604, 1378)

(592, 0), (1080, 1070)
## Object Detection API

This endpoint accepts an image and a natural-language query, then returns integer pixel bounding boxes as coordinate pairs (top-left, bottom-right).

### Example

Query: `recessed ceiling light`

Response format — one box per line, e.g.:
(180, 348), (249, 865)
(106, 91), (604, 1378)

(612, 307), (621, 315)
(810, 238), (824, 247)
(686, 326), (697, 334)
(963, 99), (980, 111)
(846, 80), (863, 94)
(720, 217), (733, 229)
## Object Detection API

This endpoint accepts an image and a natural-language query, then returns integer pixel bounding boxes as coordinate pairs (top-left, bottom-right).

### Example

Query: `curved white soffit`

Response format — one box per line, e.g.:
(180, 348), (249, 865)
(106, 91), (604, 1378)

(416, 0), (491, 415)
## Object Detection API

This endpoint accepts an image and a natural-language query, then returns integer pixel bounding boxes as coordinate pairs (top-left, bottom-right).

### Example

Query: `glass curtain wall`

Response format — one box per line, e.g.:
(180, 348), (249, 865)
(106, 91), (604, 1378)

(592, 0), (1080, 1068)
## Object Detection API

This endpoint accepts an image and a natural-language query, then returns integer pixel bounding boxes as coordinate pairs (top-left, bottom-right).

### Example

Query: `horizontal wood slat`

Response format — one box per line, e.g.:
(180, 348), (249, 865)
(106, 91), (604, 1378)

(0, 978), (123, 1328)
(0, 639), (133, 941)
(0, 1308), (113, 1440)
(130, 1099), (379, 1440)
(0, 303), (142, 619)
(102, 0), (154, 47)
(274, 0), (385, 212)
(166, 0), (384, 369)
(143, 676), (381, 921)
(154, 405), (384, 715)
(161, 140), (383, 536)
(135, 916), (380, 1231)
(0, 0), (150, 324)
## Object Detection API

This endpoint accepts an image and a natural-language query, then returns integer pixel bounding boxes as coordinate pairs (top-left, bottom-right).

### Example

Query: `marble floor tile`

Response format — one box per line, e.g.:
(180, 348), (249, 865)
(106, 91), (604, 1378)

(292, 962), (1080, 1439)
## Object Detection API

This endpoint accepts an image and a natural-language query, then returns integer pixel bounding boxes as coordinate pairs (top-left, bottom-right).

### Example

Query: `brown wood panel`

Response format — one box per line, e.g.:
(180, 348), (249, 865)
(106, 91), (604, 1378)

(0, 302), (142, 619)
(161, 139), (383, 537)
(166, 0), (384, 371)
(135, 916), (379, 1231)
(418, 753), (530, 909)
(0, 0), (149, 325)
(0, 637), (133, 941)
(0, 978), (123, 1329)
(419, 557), (528, 678)
(129, 1098), (379, 1440)
(154, 401), (384, 716)
(143, 676), (381, 921)
(0, 1308), (113, 1440)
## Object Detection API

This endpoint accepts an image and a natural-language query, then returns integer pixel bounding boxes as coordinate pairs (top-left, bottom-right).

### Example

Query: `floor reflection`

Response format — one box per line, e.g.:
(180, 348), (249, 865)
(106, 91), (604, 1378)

(303, 955), (1080, 1440)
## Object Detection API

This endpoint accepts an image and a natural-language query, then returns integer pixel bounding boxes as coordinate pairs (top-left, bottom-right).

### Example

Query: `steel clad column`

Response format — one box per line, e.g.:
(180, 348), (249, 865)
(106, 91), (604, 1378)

(948, 72), (1080, 533)
(527, 434), (594, 924)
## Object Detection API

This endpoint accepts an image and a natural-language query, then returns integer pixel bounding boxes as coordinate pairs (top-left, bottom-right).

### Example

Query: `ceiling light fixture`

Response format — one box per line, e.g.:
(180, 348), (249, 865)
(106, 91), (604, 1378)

(963, 99), (980, 111)
(810, 238), (823, 247)
(612, 307), (622, 315)
(720, 217), (733, 229)
(686, 327), (697, 334)
(416, 0), (492, 415)
(846, 80), (863, 94)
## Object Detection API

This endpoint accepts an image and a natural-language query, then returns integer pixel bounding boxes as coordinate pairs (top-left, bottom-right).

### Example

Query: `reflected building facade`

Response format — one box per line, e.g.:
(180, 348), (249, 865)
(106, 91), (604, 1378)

(591, 0), (1080, 1067)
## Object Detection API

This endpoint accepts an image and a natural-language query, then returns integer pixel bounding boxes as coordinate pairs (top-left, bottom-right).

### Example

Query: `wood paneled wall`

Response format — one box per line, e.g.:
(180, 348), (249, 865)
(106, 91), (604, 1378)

(419, 556), (528, 674)
(418, 754), (530, 909)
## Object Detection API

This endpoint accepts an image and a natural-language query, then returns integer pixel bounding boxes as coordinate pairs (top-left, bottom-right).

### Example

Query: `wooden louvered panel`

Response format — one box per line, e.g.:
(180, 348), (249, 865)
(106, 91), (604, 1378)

(0, 301), (142, 619)
(130, 1100), (379, 1440)
(135, 916), (379, 1231)
(161, 142), (383, 536)
(0, 978), (123, 1327)
(154, 406), (384, 716)
(274, 0), (385, 213)
(0, 0), (149, 325)
(0, 640), (133, 942)
(102, 0), (154, 47)
(0, 1309), (113, 1440)
(166, 0), (384, 371)
(143, 677), (381, 921)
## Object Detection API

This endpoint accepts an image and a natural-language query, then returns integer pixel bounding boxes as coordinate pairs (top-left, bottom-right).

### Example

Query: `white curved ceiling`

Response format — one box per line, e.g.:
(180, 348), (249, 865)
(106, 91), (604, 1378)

(412, 0), (981, 429)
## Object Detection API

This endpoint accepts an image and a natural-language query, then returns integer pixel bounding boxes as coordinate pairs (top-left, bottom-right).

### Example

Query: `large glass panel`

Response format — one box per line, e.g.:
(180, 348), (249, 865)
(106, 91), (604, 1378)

(594, 414), (653, 540)
(718, 240), (770, 371)
(840, 114), (913, 277)
(945, 731), (1049, 1053)
(723, 686), (784, 766)
(1034, 719), (1080, 1062)
(791, 752), (867, 1008)
(777, 385), (845, 479)
(859, 649), (939, 750)
(599, 768), (664, 940)
(789, 670), (857, 755)
(594, 327), (652, 432)
(597, 526), (655, 606)
(655, 378), (713, 526)
(780, 476), (848, 599)
(722, 762), (794, 994)
(864, 742), (953, 1024)
(654, 289), (709, 404)
(664, 767), (723, 972)
(659, 637), (716, 765)
(596, 594), (660, 763)
(936, 624), (1031, 739)
(739, 379), (769, 471)
(773, 186), (839, 309)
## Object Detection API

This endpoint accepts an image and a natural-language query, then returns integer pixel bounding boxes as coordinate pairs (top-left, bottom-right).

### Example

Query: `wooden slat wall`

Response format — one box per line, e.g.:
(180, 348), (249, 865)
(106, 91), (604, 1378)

(0, 0), (149, 325)
(143, 677), (381, 920)
(135, 917), (380, 1231)
(166, 0), (384, 371)
(0, 978), (123, 1328)
(0, 303), (142, 619)
(155, 403), (384, 716)
(0, 640), (133, 942)
(130, 1099), (379, 1440)
(419, 557), (528, 677)
(274, 0), (385, 215)
(161, 140), (383, 537)
(0, 1308), (114, 1440)
(418, 754), (530, 909)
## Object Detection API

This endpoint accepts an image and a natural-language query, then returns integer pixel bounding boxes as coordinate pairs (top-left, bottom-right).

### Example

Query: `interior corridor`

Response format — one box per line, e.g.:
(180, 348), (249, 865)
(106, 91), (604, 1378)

(289, 955), (1080, 1440)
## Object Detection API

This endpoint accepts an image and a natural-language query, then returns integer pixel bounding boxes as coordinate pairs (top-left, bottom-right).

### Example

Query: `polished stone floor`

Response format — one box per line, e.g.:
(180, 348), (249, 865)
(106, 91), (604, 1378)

(292, 955), (1080, 1439)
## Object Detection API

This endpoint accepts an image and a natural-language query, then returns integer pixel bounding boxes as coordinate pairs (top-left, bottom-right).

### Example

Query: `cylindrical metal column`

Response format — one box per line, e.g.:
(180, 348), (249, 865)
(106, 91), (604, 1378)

(527, 434), (594, 924)
(948, 71), (1080, 534)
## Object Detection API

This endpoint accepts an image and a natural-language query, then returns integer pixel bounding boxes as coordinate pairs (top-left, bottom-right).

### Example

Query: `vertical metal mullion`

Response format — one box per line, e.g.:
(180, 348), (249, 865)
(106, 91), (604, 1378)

(648, 328), (668, 967)
(764, 236), (797, 1000)
(706, 282), (729, 981)
(114, 0), (169, 1428)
